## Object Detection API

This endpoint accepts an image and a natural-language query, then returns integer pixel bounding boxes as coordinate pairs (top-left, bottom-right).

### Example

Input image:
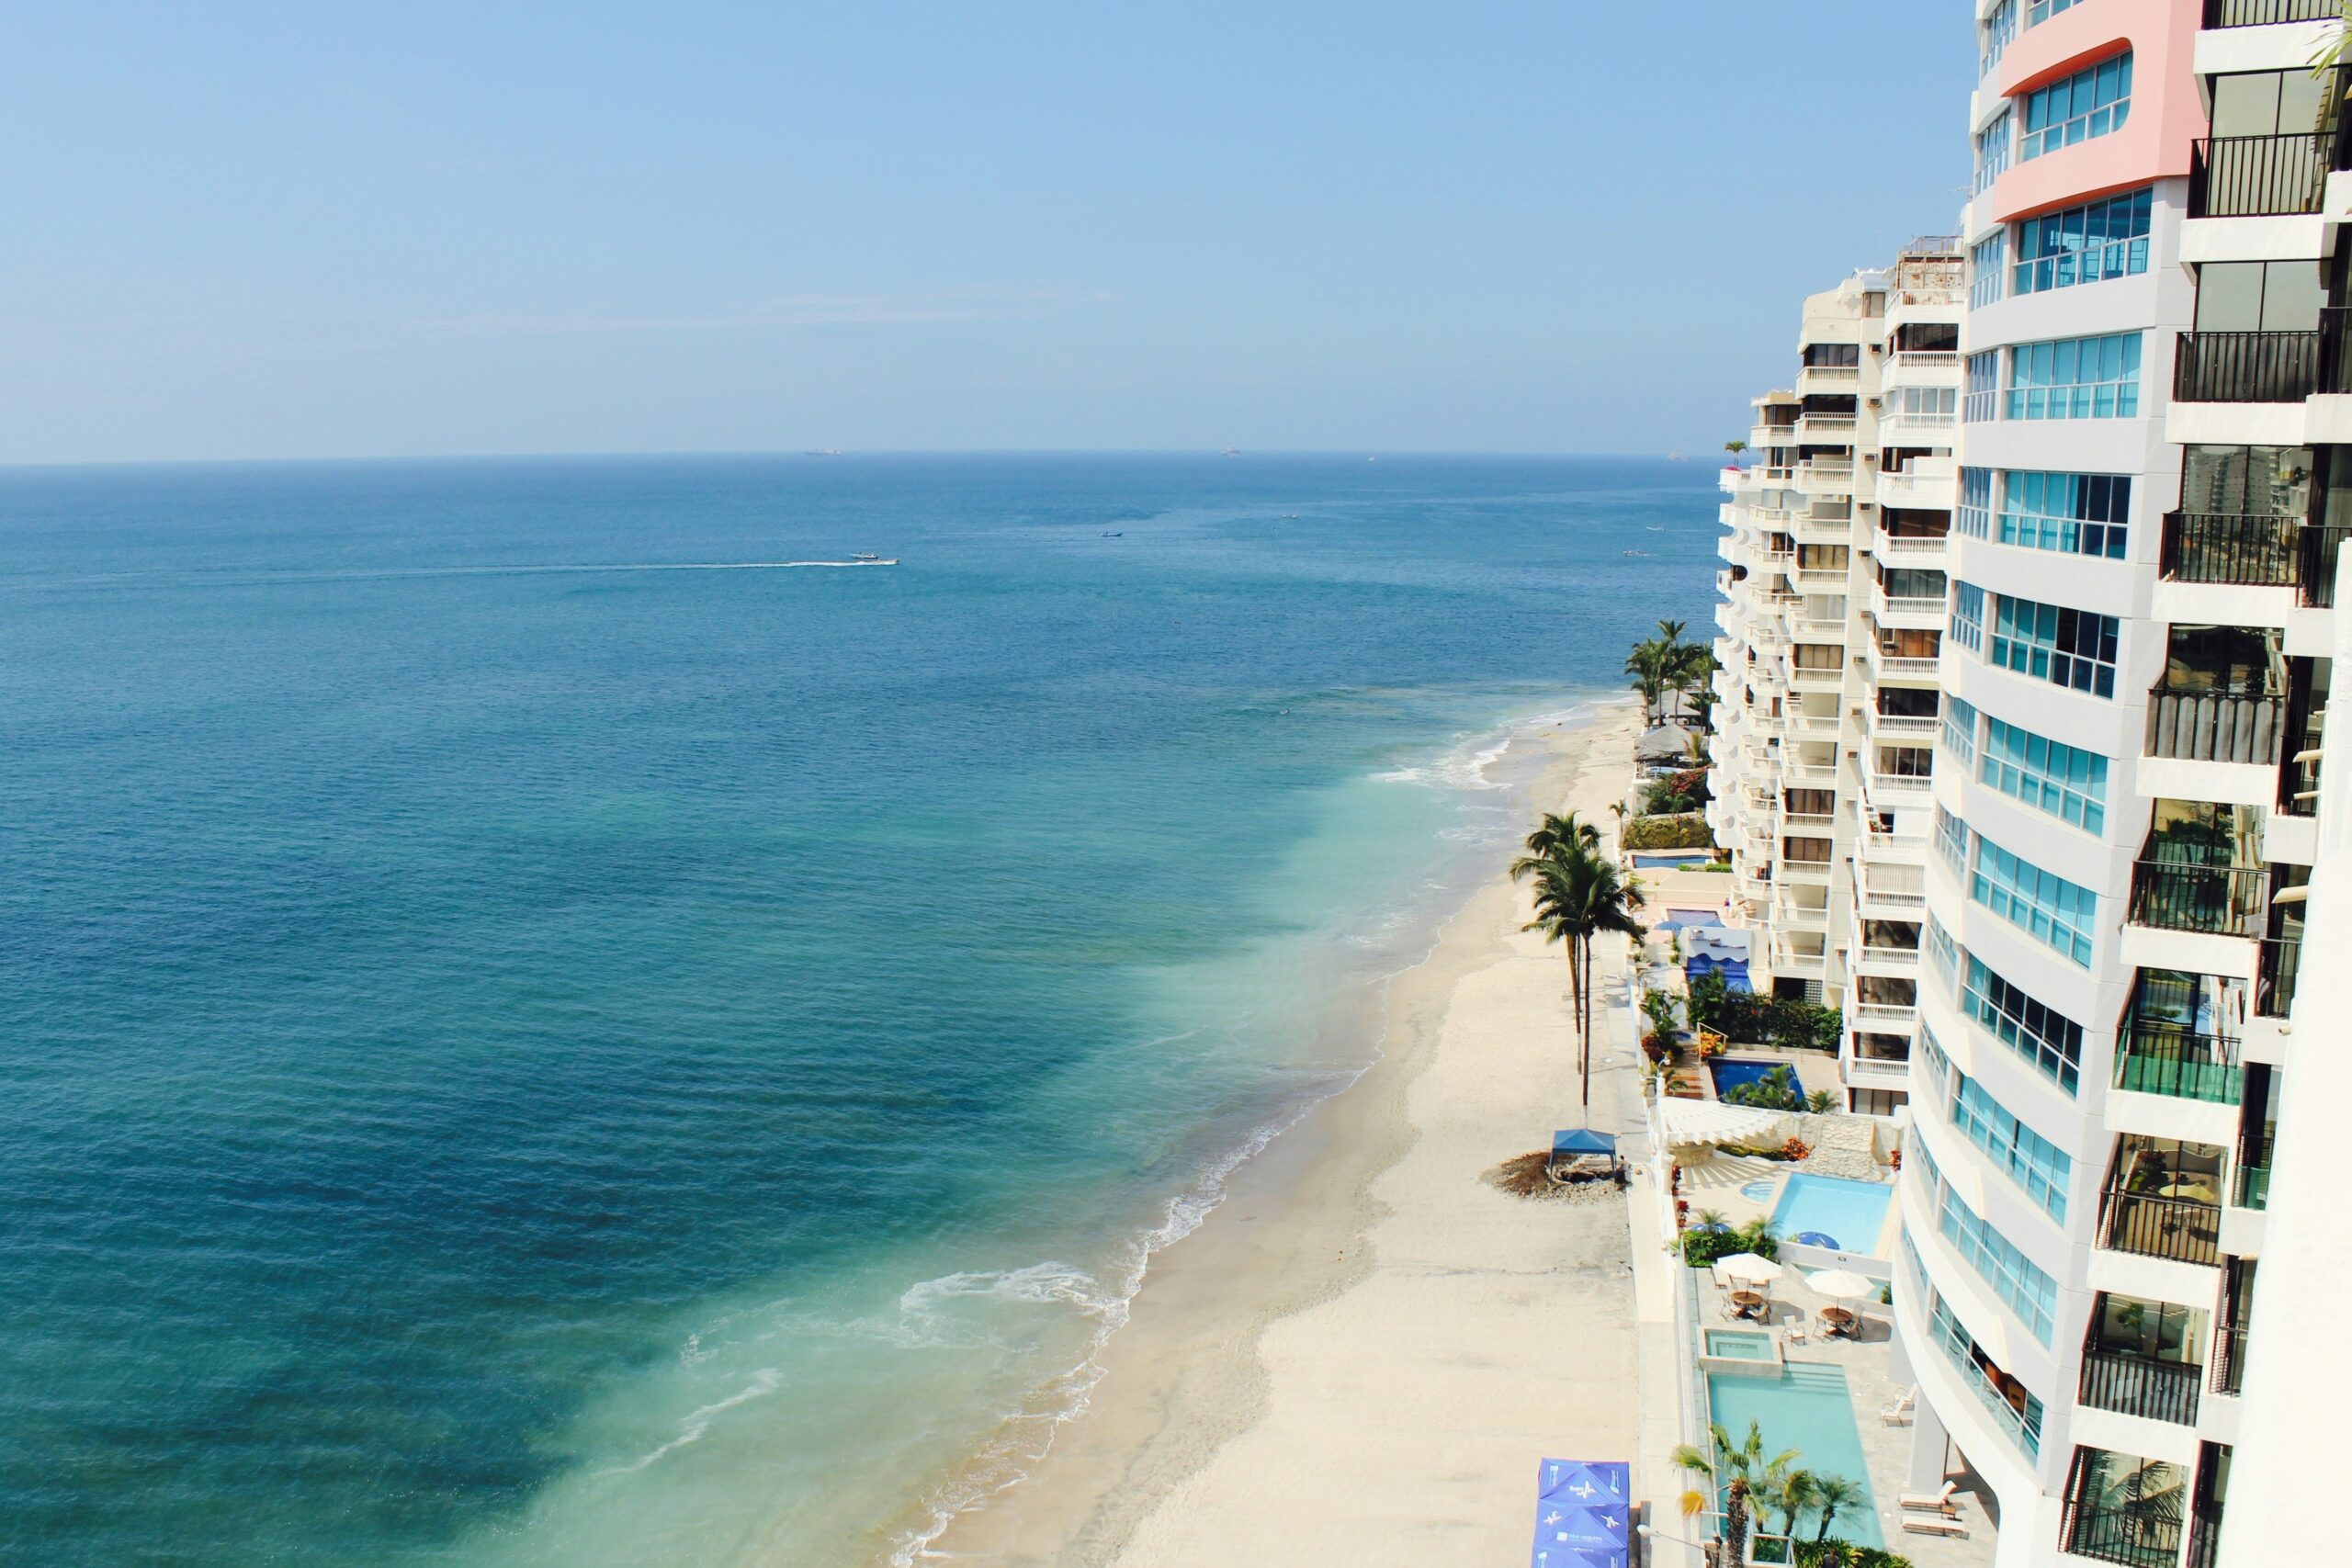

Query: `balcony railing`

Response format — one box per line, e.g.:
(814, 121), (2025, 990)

(2065, 1495), (2185, 1568)
(2079, 1348), (2204, 1427)
(2174, 329), (2321, 403)
(2159, 511), (2302, 586)
(2300, 524), (2349, 607)
(2114, 1023), (2244, 1104)
(2205, 0), (2339, 24)
(2129, 860), (2267, 938)
(2256, 936), (2301, 1018)
(2144, 683), (2286, 766)
(2101, 1188), (2222, 1267)
(2211, 1324), (2249, 1396)
(2233, 1161), (2271, 1211)
(2189, 132), (2329, 218)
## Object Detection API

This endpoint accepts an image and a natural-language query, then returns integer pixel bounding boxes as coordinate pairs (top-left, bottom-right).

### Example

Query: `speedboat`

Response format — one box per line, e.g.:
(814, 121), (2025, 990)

(851, 552), (881, 561)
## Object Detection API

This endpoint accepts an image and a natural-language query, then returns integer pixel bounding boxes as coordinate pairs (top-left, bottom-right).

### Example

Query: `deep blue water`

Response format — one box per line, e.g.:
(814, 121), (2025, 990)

(0, 453), (1717, 1567)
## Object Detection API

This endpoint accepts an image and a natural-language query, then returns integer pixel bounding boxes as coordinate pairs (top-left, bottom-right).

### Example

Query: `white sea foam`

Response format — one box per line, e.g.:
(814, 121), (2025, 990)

(598, 1368), (787, 1477)
(1369, 699), (1604, 792)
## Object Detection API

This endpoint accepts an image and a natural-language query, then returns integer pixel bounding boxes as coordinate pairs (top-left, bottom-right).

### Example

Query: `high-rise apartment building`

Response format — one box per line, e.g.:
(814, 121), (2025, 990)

(1704, 4), (2351, 1563)
(1895, 4), (2341, 1565)
(1708, 243), (1964, 1120)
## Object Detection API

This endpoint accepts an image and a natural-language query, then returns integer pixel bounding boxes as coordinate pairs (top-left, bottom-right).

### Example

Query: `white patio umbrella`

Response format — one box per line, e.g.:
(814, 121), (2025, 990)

(1718, 1253), (1784, 1284)
(1806, 1269), (1875, 1302)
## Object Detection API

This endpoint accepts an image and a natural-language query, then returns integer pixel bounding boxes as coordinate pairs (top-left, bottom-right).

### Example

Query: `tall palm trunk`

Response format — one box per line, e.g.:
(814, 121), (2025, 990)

(1563, 941), (1584, 1083)
(1577, 936), (1595, 1107)
(1724, 1481), (1751, 1568)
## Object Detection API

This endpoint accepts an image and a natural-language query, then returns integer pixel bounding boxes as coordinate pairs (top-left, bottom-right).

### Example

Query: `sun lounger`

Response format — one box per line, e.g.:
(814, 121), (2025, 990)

(1898, 1482), (1959, 1516)
(1880, 1386), (1916, 1426)
(1901, 1516), (1969, 1539)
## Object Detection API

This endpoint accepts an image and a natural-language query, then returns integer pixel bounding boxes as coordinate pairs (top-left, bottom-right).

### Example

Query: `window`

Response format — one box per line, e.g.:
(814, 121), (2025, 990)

(1940, 694), (1980, 768)
(1974, 108), (2012, 195)
(1957, 468), (1993, 539)
(2179, 445), (2312, 517)
(1926, 919), (1961, 989)
(2025, 0), (2080, 22)
(1964, 954), (2084, 1092)
(1882, 567), (1946, 604)
(1928, 1297), (2046, 1458)
(1998, 472), (2130, 558)
(1981, 0), (2016, 77)
(1972, 831), (2098, 966)
(1918, 1016), (1953, 1089)
(2209, 68), (2337, 140)
(1939, 1187), (2061, 1343)
(2021, 52), (2132, 161)
(2013, 188), (2152, 295)
(1989, 593), (2119, 697)
(1952, 1074), (2074, 1221)
(1950, 581), (1985, 656)
(1982, 718), (2108, 834)
(1936, 804), (1972, 875)
(1972, 231), (2006, 310)
(1964, 352), (2001, 423)
(1886, 385), (1957, 422)
(2194, 259), (2324, 333)
(1803, 342), (1860, 368)
(2006, 333), (2141, 420)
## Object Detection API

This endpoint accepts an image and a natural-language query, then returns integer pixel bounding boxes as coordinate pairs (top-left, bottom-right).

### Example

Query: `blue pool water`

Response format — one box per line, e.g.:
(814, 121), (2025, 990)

(0, 455), (1719, 1568)
(1771, 1174), (1895, 1256)
(1708, 1057), (1785, 1097)
(1631, 852), (1714, 869)
(1705, 1363), (1883, 1548)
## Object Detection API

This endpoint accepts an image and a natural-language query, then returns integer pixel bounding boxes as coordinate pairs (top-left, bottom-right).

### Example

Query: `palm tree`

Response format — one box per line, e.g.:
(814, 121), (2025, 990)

(1809, 1473), (1864, 1541)
(1624, 638), (1673, 727)
(1512, 811), (1600, 872)
(1520, 851), (1646, 1106)
(1724, 439), (1747, 457)
(1770, 1470), (1818, 1540)
(1670, 1420), (1800, 1568)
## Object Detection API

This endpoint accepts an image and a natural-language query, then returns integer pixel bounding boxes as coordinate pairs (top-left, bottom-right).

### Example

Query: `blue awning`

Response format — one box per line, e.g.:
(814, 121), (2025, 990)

(1550, 1129), (1618, 1157)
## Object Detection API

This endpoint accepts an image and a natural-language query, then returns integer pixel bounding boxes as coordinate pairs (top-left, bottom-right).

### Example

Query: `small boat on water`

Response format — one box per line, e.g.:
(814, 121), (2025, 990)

(851, 552), (881, 561)
(804, 448), (842, 457)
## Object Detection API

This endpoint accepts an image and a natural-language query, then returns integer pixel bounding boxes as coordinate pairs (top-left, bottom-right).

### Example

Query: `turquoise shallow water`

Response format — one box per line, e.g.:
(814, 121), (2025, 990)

(0, 453), (1716, 1567)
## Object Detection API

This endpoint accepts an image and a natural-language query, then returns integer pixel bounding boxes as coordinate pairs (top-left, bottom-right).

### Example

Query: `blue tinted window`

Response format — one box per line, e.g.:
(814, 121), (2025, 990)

(2013, 189), (2151, 295)
(2006, 333), (2140, 420)
(1998, 471), (2130, 558)
(2021, 53), (2132, 161)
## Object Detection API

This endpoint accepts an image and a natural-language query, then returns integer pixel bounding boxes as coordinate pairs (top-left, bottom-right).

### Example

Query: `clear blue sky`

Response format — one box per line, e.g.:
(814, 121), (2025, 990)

(3, 3), (1971, 463)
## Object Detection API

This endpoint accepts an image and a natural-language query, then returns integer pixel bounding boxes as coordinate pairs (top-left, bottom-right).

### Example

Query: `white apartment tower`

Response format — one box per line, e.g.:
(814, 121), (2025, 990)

(1883, 4), (2349, 1566)
(1708, 244), (1965, 1119)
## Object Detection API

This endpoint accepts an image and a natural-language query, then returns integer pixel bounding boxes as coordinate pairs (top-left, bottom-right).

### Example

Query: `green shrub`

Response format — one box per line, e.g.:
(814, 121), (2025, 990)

(1793, 1540), (1913, 1568)
(1680, 1214), (1780, 1267)
(1622, 813), (1714, 851)
(1641, 767), (1713, 815)
(1705, 993), (1843, 1052)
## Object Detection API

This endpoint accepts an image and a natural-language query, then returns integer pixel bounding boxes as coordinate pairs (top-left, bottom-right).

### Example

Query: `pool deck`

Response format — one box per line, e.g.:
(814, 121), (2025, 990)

(1690, 1268), (1996, 1568)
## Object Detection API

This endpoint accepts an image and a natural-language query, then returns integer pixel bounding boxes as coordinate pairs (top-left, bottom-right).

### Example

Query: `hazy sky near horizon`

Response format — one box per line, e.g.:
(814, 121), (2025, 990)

(5, 3), (1971, 465)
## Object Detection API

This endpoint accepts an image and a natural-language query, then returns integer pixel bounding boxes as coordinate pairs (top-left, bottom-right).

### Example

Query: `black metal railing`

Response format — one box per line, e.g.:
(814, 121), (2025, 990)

(2129, 860), (2267, 938)
(2300, 523), (2350, 606)
(2204, 0), (2340, 24)
(2144, 682), (2287, 765)
(2211, 1324), (2249, 1395)
(2191, 133), (2332, 217)
(2079, 1348), (2204, 1426)
(2176, 329), (2322, 403)
(2101, 1188), (2223, 1266)
(2186, 1499), (2224, 1568)
(2256, 936), (2301, 1018)
(2161, 511), (2302, 585)
(2114, 1022), (2244, 1104)
(2065, 1496), (2186, 1568)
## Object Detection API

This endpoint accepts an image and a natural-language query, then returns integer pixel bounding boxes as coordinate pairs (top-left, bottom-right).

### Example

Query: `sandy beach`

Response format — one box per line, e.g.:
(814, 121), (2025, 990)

(918, 701), (1648, 1566)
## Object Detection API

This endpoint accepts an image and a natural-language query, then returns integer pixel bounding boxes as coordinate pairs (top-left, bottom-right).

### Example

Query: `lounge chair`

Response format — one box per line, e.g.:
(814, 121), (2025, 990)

(1783, 1319), (1807, 1345)
(1898, 1482), (1959, 1516)
(1880, 1386), (1916, 1426)
(1901, 1516), (1968, 1539)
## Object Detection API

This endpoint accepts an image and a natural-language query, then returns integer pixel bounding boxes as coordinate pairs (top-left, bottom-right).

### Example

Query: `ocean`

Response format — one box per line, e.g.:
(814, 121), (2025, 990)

(0, 453), (1717, 1566)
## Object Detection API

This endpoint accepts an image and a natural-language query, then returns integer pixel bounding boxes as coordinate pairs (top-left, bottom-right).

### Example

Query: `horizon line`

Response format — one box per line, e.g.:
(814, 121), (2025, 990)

(0, 446), (1727, 474)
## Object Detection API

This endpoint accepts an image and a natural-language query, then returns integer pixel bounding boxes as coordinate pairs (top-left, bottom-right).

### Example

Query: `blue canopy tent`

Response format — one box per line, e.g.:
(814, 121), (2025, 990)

(1547, 1128), (1622, 1181)
(1531, 1460), (1631, 1568)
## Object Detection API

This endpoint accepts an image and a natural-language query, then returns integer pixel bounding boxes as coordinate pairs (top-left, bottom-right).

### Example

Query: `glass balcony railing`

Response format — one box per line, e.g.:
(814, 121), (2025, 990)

(2129, 861), (2267, 939)
(2078, 1347), (2204, 1427)
(2113, 1023), (2244, 1105)
(2100, 1188), (2223, 1267)
(2233, 1162), (2271, 1211)
(2256, 936), (2301, 1019)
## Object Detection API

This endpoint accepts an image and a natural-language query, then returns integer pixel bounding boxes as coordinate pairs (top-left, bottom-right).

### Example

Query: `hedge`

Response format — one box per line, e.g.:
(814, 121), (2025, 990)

(1793, 1540), (1914, 1568)
(1623, 813), (1714, 851)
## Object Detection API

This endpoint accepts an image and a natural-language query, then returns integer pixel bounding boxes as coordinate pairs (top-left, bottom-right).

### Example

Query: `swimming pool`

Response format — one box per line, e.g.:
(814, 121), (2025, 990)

(1633, 852), (1716, 869)
(1708, 1057), (1792, 1099)
(1703, 1328), (1774, 1361)
(1705, 1362), (1883, 1548)
(1770, 1174), (1894, 1256)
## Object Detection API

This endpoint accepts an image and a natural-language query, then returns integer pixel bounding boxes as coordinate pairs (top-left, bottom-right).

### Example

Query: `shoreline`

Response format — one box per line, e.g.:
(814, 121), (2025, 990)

(906, 700), (1646, 1565)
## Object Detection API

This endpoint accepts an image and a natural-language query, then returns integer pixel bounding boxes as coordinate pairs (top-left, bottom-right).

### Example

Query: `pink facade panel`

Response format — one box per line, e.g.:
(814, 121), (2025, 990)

(1988, 0), (2205, 223)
